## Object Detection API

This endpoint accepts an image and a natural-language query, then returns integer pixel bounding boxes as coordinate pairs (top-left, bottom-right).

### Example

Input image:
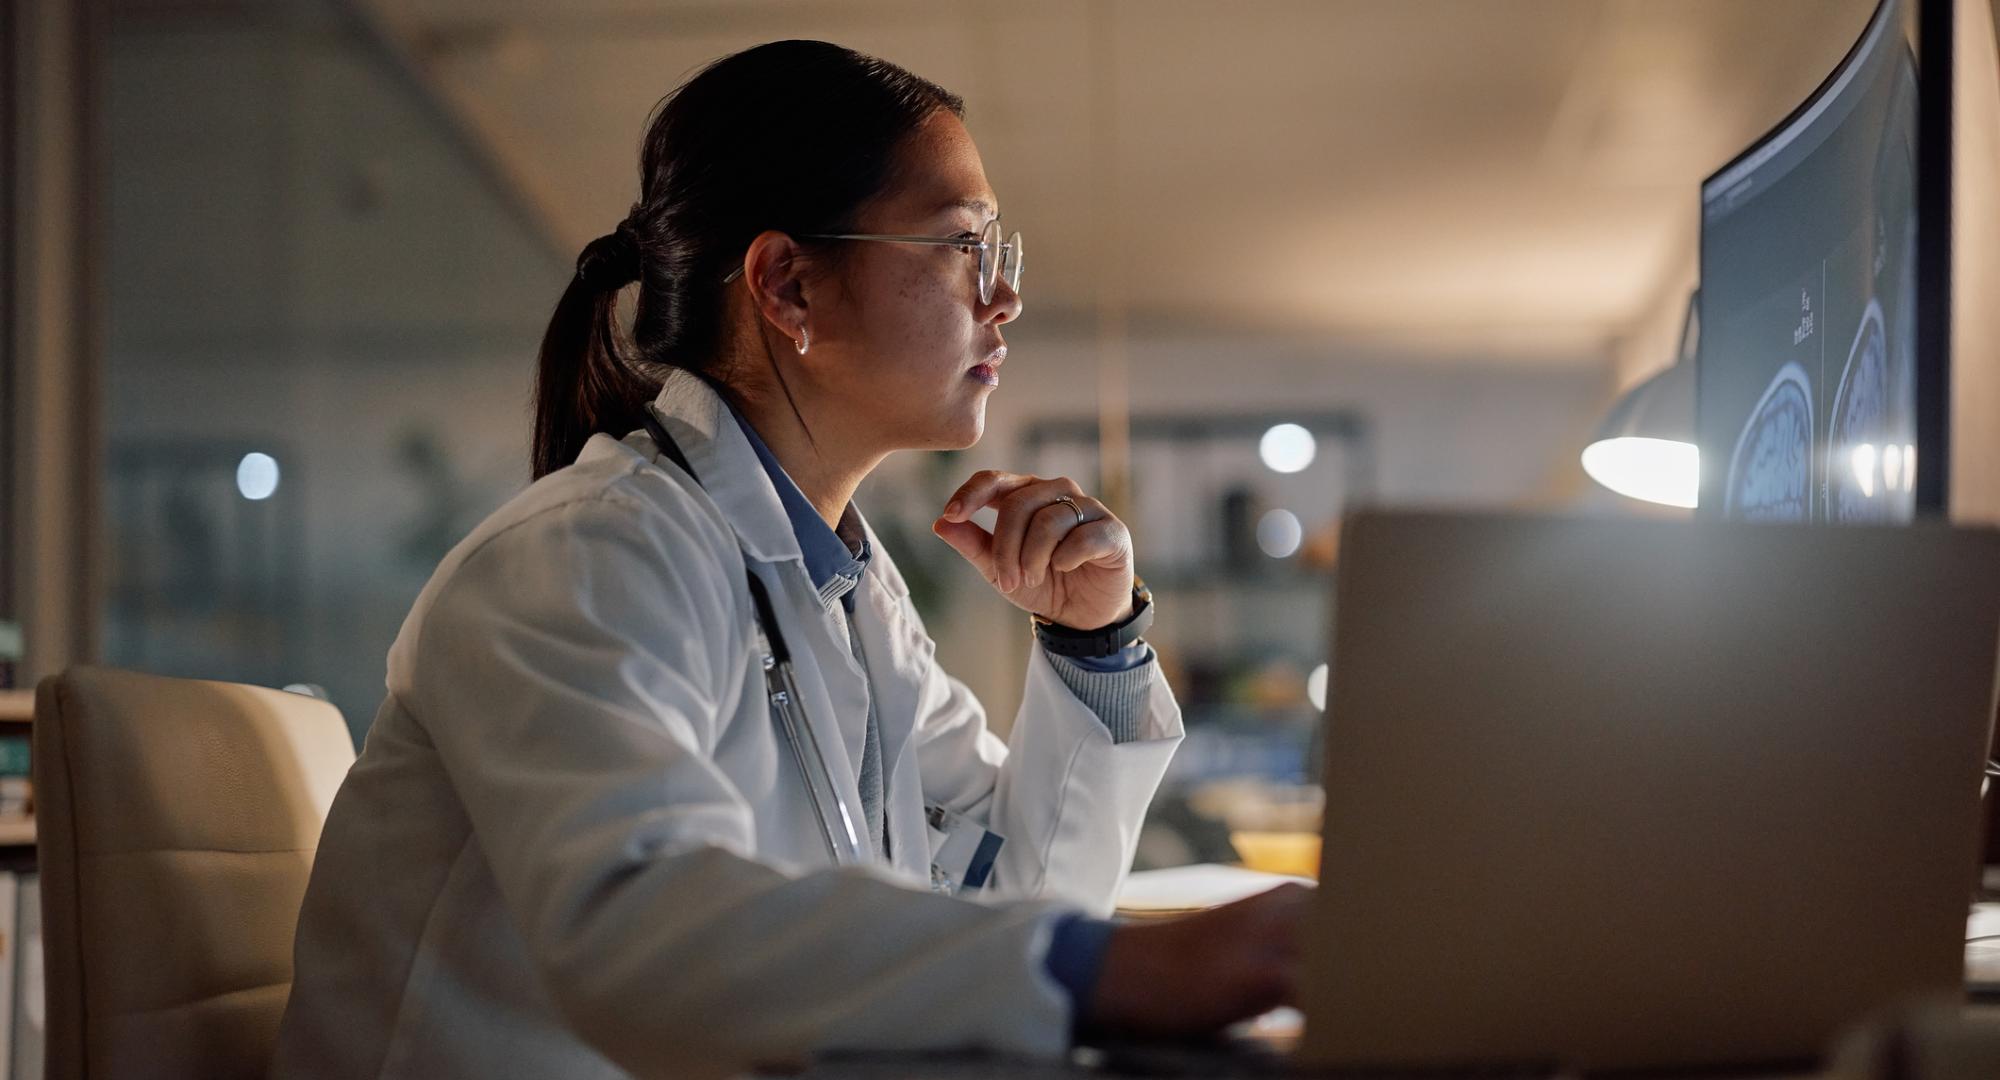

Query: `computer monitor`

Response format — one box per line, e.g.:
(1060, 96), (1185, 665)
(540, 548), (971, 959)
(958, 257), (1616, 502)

(1697, 0), (2000, 525)
(1697, 0), (1921, 522)
(1698, 0), (2000, 860)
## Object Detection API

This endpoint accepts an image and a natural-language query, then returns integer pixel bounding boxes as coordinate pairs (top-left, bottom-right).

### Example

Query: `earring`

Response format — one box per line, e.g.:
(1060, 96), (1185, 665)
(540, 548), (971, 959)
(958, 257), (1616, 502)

(795, 326), (810, 355)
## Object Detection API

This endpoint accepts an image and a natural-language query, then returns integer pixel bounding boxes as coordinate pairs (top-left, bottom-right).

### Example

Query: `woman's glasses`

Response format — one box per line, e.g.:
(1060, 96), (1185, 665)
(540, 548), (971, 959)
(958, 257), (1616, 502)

(723, 219), (1024, 305)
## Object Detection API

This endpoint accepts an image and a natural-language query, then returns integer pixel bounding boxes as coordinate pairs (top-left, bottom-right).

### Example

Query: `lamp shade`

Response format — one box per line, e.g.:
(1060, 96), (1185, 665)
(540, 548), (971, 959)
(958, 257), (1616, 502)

(1582, 292), (1699, 509)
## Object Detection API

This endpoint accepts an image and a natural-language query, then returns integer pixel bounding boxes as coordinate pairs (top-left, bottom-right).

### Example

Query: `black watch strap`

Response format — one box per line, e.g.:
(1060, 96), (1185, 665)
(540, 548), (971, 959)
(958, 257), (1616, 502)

(1032, 580), (1155, 658)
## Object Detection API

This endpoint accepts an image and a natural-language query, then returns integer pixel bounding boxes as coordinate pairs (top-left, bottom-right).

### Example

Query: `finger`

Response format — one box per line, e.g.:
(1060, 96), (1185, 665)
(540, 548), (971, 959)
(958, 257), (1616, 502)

(1019, 496), (1096, 589)
(991, 478), (1084, 591)
(1049, 518), (1129, 575)
(931, 517), (997, 581)
(941, 470), (1036, 523)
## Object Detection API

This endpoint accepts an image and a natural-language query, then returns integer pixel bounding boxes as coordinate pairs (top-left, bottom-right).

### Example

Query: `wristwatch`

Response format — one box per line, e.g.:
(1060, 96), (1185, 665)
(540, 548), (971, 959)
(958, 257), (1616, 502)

(1031, 578), (1155, 658)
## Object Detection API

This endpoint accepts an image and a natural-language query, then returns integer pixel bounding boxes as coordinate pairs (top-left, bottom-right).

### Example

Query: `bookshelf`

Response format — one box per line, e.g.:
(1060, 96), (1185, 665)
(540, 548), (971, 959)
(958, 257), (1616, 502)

(0, 694), (34, 850)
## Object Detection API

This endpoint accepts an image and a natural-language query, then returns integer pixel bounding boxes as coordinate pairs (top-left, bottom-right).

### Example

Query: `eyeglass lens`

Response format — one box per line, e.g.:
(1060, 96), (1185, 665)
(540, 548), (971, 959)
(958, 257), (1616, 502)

(978, 220), (1024, 304)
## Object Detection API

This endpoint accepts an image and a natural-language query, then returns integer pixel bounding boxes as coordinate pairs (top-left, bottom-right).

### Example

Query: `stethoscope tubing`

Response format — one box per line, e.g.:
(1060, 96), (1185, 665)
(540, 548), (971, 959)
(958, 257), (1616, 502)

(640, 405), (866, 866)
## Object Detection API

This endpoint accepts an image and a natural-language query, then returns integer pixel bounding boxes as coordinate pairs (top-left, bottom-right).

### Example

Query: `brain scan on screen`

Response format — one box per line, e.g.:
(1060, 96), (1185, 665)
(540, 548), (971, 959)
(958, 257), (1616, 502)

(1827, 298), (1912, 520)
(1725, 363), (1814, 521)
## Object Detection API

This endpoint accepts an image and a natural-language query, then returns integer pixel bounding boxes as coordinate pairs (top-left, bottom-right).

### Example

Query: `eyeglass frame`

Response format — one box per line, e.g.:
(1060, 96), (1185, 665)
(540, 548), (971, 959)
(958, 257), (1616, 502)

(721, 219), (1023, 305)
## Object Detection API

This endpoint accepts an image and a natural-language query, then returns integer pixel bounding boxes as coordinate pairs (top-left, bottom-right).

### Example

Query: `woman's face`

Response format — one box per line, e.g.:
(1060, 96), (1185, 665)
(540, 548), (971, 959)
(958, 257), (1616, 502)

(801, 110), (1022, 453)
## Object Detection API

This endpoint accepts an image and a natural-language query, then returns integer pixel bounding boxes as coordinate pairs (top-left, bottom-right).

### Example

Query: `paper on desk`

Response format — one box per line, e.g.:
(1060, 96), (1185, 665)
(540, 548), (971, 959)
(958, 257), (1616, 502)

(1115, 863), (1312, 917)
(1969, 902), (2000, 986)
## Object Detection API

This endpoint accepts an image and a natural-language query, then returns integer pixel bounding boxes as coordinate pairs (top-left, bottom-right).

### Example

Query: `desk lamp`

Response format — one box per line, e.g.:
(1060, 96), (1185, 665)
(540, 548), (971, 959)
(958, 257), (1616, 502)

(1583, 291), (1699, 509)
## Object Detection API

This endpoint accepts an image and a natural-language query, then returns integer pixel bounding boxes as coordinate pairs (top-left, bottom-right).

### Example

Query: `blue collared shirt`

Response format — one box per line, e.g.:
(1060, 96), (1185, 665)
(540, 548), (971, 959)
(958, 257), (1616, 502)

(729, 408), (872, 611)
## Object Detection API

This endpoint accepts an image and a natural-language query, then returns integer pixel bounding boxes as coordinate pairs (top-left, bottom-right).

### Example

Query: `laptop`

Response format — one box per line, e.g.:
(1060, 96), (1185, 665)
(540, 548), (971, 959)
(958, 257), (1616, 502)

(1290, 511), (2000, 1074)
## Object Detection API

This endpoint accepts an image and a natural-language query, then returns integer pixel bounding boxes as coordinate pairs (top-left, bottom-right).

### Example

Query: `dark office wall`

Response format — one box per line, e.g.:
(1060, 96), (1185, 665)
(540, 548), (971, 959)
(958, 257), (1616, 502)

(102, 0), (564, 737)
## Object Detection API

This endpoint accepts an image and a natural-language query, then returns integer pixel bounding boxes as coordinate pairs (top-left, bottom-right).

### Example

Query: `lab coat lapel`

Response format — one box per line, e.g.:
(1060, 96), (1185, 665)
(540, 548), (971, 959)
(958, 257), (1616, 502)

(647, 372), (872, 856)
(788, 574), (874, 789)
(851, 582), (920, 792)
(847, 518), (930, 873)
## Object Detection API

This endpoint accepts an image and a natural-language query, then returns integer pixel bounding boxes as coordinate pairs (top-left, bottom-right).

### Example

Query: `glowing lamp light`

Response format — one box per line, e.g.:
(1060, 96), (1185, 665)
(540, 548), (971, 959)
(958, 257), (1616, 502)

(1256, 508), (1303, 558)
(1583, 291), (1699, 510)
(1850, 443), (1878, 498)
(1307, 663), (1329, 711)
(1259, 424), (1316, 474)
(1582, 437), (1700, 509)
(237, 452), (280, 501)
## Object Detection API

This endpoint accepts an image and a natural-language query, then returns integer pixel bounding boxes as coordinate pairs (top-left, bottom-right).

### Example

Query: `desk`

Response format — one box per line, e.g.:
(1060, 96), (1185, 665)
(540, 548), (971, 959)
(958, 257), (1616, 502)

(771, 925), (2000, 1080)
(777, 876), (2000, 1079)
(783, 1051), (1811, 1079)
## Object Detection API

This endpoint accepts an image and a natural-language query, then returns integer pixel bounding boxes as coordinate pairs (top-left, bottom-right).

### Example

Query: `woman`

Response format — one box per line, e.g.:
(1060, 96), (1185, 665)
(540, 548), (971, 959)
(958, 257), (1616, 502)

(275, 39), (1304, 1080)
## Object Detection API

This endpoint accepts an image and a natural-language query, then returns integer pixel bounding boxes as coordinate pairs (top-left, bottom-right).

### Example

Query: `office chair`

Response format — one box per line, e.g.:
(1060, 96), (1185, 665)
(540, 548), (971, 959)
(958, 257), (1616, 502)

(33, 666), (354, 1080)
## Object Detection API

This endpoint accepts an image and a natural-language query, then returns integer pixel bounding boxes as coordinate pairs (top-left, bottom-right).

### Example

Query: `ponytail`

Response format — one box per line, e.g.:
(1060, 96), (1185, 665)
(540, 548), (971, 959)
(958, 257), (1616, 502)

(526, 40), (964, 481)
(530, 225), (661, 479)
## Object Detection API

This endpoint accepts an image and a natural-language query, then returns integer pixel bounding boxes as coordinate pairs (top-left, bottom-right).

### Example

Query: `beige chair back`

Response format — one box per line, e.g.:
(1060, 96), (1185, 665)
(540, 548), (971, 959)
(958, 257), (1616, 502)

(33, 666), (355, 1080)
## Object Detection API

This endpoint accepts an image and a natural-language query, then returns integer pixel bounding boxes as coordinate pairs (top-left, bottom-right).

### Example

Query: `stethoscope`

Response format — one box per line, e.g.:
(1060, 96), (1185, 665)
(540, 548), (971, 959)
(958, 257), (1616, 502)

(638, 405), (868, 866)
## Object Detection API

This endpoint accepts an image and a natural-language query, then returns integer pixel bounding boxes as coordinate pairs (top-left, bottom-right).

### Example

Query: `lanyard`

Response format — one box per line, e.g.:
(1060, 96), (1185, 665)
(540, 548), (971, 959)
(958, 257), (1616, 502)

(638, 406), (867, 866)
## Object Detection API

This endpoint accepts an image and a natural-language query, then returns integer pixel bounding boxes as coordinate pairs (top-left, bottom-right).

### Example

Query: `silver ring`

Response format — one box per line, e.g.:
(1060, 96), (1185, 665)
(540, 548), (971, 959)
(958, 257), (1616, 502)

(1054, 494), (1086, 526)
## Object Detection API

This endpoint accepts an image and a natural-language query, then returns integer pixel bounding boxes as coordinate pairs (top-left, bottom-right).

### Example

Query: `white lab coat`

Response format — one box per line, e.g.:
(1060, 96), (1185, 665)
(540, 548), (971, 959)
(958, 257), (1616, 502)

(272, 369), (1184, 1080)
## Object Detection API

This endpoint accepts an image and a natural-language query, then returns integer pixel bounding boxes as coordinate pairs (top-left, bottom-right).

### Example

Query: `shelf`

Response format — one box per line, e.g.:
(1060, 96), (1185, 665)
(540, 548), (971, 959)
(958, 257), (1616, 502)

(1145, 570), (1330, 592)
(0, 691), (30, 723)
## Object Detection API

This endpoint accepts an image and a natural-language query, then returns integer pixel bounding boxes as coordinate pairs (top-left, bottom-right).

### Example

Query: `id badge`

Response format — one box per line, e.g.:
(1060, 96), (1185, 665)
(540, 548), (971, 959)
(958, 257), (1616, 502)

(925, 803), (1004, 895)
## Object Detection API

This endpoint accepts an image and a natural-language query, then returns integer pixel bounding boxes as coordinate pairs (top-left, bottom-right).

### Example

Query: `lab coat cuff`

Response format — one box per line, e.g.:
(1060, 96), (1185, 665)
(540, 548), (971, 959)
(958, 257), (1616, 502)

(993, 650), (1184, 911)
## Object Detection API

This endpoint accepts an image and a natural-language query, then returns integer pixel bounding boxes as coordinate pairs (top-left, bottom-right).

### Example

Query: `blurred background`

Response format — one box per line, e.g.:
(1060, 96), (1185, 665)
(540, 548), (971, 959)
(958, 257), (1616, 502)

(6, 0), (1883, 870)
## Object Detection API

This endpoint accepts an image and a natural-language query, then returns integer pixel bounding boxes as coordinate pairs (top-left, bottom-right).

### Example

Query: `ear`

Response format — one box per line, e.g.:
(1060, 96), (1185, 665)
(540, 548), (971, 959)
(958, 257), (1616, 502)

(742, 229), (811, 348)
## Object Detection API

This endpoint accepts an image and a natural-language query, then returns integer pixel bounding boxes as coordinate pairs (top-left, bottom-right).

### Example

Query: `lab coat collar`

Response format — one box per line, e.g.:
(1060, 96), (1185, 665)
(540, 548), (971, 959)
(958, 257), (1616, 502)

(647, 369), (803, 567)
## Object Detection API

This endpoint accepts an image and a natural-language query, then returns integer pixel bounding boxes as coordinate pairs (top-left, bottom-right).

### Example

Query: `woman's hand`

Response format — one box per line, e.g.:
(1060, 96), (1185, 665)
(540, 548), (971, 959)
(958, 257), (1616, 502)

(1085, 883), (1313, 1037)
(932, 471), (1136, 630)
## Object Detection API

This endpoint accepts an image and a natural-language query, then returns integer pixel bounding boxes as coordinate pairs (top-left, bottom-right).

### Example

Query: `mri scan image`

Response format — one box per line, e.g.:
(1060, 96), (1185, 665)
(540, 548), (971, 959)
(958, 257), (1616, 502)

(1826, 298), (1912, 520)
(1725, 362), (1814, 521)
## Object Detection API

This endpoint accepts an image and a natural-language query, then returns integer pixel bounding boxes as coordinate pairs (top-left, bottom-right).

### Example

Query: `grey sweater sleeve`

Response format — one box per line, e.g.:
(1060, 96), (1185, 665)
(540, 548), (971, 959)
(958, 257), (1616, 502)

(1042, 645), (1160, 744)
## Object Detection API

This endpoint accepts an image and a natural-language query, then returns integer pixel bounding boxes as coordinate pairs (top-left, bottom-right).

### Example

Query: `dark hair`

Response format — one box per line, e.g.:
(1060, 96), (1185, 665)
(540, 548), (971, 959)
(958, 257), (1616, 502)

(530, 40), (965, 479)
